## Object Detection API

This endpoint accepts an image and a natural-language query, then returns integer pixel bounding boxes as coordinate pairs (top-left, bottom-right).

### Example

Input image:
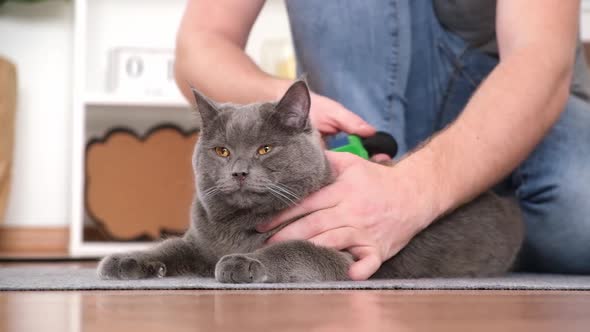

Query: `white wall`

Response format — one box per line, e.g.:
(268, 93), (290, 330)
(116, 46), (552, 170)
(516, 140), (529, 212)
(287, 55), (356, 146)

(0, 0), (292, 228)
(0, 0), (73, 227)
(582, 1), (590, 40)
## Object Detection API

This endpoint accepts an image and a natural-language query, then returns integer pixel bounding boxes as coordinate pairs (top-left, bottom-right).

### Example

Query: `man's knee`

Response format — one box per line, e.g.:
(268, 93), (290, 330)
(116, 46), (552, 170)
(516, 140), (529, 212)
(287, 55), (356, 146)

(516, 96), (590, 273)
(519, 176), (590, 273)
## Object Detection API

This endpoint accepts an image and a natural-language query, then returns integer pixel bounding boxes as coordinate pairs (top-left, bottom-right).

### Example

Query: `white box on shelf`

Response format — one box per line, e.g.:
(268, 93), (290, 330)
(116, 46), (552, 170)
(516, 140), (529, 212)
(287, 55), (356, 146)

(107, 47), (182, 99)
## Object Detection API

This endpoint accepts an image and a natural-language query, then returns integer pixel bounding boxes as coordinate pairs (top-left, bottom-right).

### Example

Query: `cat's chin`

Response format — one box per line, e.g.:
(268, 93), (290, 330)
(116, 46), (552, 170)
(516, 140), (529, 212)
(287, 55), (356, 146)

(223, 192), (268, 208)
(219, 191), (285, 213)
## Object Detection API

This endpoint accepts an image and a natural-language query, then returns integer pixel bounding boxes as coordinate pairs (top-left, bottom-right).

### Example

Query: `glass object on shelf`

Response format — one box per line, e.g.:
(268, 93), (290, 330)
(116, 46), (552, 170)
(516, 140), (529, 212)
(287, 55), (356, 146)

(260, 39), (296, 80)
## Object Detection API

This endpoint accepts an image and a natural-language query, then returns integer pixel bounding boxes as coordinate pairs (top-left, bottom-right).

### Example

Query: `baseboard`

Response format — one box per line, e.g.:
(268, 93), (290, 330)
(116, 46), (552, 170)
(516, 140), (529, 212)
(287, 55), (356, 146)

(0, 226), (69, 257)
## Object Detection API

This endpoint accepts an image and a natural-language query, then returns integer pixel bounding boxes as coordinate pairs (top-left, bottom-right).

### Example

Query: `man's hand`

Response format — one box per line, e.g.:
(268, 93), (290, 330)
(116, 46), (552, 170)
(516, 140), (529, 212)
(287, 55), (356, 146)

(309, 93), (376, 137)
(256, 152), (437, 280)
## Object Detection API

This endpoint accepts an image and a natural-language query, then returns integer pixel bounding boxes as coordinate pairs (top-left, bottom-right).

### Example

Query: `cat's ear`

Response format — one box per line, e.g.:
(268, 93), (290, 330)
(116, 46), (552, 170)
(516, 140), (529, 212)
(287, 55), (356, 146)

(274, 80), (311, 131)
(190, 86), (219, 127)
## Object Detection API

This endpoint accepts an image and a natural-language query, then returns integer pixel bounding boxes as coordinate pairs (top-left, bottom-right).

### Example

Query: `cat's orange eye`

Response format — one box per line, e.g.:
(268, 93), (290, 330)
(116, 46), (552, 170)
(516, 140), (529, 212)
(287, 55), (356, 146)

(214, 147), (230, 157)
(257, 145), (272, 155)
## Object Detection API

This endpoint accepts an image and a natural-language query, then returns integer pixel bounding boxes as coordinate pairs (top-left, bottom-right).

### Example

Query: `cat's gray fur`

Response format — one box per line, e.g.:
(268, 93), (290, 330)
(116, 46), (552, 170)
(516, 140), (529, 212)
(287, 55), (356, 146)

(98, 80), (524, 283)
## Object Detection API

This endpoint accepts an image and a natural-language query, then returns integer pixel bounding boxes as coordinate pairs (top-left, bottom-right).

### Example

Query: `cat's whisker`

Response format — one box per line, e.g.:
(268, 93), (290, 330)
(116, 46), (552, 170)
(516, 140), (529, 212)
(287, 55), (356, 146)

(202, 184), (223, 194)
(200, 185), (222, 201)
(277, 182), (298, 193)
(271, 184), (301, 202)
(201, 191), (218, 202)
(272, 189), (299, 204)
(279, 186), (301, 201)
(265, 189), (290, 207)
(200, 190), (214, 200)
(265, 185), (297, 207)
(274, 182), (300, 198)
(201, 187), (217, 196)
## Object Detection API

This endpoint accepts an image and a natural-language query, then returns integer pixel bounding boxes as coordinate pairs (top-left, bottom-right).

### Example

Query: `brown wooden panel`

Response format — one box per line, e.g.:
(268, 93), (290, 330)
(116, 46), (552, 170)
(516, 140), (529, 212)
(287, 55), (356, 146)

(0, 56), (17, 224)
(0, 226), (68, 256)
(86, 126), (198, 241)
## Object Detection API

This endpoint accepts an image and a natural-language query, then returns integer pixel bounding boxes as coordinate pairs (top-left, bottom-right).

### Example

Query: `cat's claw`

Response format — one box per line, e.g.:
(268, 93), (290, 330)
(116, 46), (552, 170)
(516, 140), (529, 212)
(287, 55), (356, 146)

(155, 264), (166, 278)
(215, 254), (268, 283)
(98, 254), (167, 280)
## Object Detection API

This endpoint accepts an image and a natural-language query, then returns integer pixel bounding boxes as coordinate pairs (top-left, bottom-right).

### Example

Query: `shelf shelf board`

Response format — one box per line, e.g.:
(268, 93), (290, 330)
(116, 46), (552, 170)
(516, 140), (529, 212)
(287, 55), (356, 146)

(84, 93), (190, 108)
(69, 242), (153, 258)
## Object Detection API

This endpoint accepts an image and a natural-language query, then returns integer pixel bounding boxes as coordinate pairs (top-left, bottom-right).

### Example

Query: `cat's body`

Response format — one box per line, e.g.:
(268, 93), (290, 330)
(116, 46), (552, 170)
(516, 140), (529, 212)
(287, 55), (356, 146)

(98, 81), (524, 283)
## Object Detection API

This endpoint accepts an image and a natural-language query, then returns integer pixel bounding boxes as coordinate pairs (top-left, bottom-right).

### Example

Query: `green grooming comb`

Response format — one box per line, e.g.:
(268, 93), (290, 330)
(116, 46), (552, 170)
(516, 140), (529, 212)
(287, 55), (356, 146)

(330, 135), (369, 159)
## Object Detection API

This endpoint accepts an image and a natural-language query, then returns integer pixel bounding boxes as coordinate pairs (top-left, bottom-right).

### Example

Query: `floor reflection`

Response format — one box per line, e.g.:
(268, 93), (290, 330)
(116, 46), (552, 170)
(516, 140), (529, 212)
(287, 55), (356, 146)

(1, 290), (589, 332)
(1, 292), (80, 332)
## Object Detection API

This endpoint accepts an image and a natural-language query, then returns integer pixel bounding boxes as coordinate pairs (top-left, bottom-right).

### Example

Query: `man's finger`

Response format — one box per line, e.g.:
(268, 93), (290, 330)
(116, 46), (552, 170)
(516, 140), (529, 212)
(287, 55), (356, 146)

(256, 184), (341, 232)
(267, 208), (336, 244)
(370, 153), (393, 163)
(348, 247), (381, 281)
(328, 107), (376, 137)
(308, 226), (367, 250)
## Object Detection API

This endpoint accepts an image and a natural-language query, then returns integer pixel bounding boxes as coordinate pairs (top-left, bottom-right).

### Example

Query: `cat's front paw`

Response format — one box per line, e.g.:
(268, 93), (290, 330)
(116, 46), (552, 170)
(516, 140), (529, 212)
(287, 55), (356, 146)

(215, 254), (268, 283)
(97, 254), (167, 280)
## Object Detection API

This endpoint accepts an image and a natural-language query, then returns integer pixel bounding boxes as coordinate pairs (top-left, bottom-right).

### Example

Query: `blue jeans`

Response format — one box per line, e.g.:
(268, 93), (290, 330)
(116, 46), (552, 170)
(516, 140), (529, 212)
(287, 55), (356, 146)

(286, 0), (590, 274)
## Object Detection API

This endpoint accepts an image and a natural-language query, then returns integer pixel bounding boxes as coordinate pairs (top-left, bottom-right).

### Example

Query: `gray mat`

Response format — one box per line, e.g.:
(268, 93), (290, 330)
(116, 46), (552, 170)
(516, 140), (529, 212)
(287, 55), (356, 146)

(1, 267), (589, 291)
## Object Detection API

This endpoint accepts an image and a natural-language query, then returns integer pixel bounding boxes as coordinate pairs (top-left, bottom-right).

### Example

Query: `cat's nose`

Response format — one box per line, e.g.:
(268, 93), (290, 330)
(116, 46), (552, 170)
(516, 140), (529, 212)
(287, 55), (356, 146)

(232, 171), (248, 183)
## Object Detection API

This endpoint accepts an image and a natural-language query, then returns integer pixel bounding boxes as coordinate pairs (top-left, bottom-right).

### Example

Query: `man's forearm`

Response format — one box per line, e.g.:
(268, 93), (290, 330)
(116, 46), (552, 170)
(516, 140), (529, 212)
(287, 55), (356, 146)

(401, 49), (572, 217)
(175, 30), (291, 104)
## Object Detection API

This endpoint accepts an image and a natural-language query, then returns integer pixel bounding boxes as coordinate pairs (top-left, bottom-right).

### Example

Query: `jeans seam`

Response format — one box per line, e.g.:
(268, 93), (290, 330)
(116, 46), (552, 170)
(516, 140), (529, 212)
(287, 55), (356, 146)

(436, 42), (463, 129)
(439, 41), (478, 87)
(436, 39), (482, 130)
(385, 0), (398, 125)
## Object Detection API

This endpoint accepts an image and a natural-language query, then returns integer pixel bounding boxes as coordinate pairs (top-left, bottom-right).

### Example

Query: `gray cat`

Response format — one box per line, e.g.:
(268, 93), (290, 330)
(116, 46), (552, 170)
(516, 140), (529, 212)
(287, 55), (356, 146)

(97, 80), (524, 282)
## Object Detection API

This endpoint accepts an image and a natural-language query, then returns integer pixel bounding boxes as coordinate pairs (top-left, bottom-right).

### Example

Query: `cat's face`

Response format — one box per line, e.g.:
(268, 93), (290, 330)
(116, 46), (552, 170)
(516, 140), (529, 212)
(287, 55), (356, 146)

(192, 81), (330, 212)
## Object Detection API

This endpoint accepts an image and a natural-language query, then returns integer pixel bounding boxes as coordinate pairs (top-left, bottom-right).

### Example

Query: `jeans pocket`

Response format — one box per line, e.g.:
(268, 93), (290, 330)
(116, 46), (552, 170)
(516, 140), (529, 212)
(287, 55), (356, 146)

(435, 30), (499, 126)
(448, 51), (498, 90)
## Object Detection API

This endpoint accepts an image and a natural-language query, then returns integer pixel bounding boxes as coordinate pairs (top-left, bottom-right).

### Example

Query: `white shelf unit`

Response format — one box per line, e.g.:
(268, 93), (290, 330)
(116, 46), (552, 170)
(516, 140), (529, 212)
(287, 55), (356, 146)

(70, 0), (192, 257)
(69, 0), (294, 257)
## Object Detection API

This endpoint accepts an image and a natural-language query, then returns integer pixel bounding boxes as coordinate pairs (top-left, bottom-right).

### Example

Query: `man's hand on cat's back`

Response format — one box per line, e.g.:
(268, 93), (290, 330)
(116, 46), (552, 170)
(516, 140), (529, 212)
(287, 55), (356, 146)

(256, 151), (439, 280)
(309, 93), (376, 137)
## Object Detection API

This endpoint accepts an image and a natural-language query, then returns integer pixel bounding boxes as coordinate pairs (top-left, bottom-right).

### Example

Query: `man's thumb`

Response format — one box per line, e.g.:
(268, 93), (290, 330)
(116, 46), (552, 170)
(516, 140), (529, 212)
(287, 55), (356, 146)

(331, 108), (376, 137)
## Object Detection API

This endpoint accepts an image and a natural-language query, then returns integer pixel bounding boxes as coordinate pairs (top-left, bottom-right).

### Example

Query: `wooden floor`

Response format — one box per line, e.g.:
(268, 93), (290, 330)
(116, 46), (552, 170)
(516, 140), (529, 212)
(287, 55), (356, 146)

(1, 262), (590, 332)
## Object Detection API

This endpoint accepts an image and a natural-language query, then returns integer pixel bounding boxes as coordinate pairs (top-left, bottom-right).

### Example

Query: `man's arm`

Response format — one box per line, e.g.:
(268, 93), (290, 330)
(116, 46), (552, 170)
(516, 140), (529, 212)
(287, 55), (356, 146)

(408, 0), (579, 215)
(174, 0), (375, 136)
(174, 0), (287, 102)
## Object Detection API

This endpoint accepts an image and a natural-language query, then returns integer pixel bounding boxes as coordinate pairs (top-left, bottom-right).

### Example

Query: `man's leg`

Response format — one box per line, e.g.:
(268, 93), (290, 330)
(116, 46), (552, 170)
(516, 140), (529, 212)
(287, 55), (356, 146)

(511, 96), (590, 273)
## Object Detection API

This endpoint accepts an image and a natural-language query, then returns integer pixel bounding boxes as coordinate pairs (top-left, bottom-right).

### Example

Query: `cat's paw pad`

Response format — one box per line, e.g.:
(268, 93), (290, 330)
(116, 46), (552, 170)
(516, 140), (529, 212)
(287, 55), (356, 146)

(215, 254), (268, 284)
(97, 255), (167, 280)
